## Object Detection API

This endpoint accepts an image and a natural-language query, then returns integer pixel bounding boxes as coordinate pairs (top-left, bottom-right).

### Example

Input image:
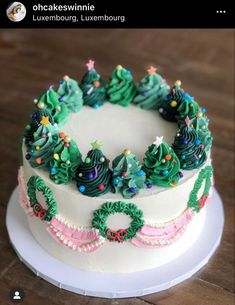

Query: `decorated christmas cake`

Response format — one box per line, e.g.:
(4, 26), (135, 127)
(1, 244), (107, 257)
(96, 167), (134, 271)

(18, 61), (214, 273)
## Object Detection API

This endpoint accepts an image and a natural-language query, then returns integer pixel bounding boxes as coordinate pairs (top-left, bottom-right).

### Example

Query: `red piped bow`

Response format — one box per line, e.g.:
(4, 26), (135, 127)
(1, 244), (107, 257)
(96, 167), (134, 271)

(106, 229), (127, 243)
(198, 194), (208, 209)
(33, 203), (46, 219)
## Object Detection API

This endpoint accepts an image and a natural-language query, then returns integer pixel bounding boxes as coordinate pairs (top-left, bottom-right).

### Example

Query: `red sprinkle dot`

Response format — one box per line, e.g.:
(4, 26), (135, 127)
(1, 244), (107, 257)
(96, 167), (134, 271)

(122, 172), (127, 177)
(93, 81), (100, 87)
(64, 143), (70, 147)
(98, 184), (105, 190)
(35, 158), (42, 164)
(59, 132), (66, 138)
(165, 154), (171, 160)
(41, 134), (46, 138)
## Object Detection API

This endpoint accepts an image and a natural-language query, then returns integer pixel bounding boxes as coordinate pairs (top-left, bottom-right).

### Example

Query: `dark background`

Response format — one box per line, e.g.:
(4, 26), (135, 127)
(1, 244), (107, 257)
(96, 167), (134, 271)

(0, 29), (234, 304)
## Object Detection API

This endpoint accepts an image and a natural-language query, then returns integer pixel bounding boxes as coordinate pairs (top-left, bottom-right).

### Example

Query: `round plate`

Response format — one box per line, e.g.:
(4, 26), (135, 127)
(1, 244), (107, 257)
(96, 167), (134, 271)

(6, 187), (224, 298)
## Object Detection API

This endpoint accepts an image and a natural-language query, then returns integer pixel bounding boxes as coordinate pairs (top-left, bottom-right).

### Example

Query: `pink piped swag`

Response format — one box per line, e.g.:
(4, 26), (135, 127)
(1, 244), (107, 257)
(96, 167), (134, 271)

(18, 166), (210, 253)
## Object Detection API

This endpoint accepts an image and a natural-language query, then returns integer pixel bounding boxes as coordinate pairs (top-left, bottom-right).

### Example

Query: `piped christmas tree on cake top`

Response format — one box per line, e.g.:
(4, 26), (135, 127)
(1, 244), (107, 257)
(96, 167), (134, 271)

(25, 115), (59, 168)
(24, 108), (55, 147)
(159, 80), (185, 122)
(57, 75), (83, 113)
(49, 132), (82, 184)
(133, 66), (170, 110)
(143, 136), (182, 187)
(80, 60), (107, 108)
(76, 141), (113, 197)
(172, 116), (207, 170)
(112, 149), (146, 199)
(106, 65), (137, 107)
(176, 92), (200, 125)
(190, 108), (213, 152)
(36, 86), (69, 126)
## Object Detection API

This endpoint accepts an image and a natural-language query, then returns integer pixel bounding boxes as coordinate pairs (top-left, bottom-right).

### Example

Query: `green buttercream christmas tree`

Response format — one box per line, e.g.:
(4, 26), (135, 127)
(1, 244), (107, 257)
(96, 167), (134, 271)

(76, 141), (113, 197)
(112, 149), (146, 199)
(176, 92), (200, 126)
(49, 133), (82, 184)
(57, 75), (83, 113)
(24, 108), (54, 148)
(190, 109), (213, 152)
(36, 86), (69, 126)
(172, 116), (207, 170)
(106, 65), (137, 107)
(133, 66), (170, 110)
(80, 60), (107, 108)
(159, 80), (184, 122)
(143, 136), (182, 187)
(25, 115), (59, 168)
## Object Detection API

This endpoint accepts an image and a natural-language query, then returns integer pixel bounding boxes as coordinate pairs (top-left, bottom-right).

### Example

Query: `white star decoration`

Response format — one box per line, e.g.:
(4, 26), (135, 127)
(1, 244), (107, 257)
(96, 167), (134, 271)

(153, 136), (163, 147)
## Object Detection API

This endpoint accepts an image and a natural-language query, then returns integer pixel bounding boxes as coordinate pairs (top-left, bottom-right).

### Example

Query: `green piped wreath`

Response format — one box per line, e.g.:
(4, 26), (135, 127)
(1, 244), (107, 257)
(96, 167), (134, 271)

(187, 165), (213, 212)
(92, 201), (144, 242)
(27, 176), (58, 221)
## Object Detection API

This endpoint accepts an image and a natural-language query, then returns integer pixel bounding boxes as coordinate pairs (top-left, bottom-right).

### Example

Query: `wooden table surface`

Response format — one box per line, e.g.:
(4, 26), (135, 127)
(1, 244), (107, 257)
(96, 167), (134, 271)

(0, 29), (234, 305)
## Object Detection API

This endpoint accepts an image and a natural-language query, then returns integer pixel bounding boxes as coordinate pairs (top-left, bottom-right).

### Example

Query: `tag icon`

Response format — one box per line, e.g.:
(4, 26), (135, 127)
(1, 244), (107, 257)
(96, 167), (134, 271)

(9, 287), (25, 303)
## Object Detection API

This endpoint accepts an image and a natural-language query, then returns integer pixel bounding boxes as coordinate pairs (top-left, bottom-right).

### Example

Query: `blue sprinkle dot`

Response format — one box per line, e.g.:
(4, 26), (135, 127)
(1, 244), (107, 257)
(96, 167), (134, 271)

(93, 102), (100, 109)
(113, 177), (120, 185)
(129, 187), (136, 193)
(50, 167), (57, 174)
(88, 173), (94, 179)
(79, 185), (86, 193)
(201, 108), (206, 113)
(183, 139), (188, 145)
(126, 70), (131, 75)
(32, 113), (37, 119)
(59, 97), (64, 102)
(147, 183), (153, 189)
(183, 92), (194, 102)
(59, 80), (63, 84)
(179, 171), (183, 178)
(25, 154), (31, 160)
(195, 139), (201, 145)
(137, 170), (144, 176)
(162, 169), (169, 176)
(163, 96), (169, 102)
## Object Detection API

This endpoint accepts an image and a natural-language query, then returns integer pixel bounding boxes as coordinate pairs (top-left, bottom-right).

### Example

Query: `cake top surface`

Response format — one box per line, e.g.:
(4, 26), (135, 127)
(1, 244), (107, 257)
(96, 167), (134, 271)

(62, 103), (177, 161)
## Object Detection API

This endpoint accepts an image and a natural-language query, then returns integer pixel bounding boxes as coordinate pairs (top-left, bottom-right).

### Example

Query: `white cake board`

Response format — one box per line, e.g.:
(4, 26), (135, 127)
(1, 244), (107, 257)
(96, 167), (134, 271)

(6, 186), (224, 299)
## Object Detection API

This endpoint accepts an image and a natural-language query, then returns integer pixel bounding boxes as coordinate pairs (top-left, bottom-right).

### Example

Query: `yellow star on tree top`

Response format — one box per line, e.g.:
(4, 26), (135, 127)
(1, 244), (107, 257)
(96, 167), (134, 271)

(147, 66), (157, 74)
(91, 140), (102, 150)
(40, 116), (50, 126)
